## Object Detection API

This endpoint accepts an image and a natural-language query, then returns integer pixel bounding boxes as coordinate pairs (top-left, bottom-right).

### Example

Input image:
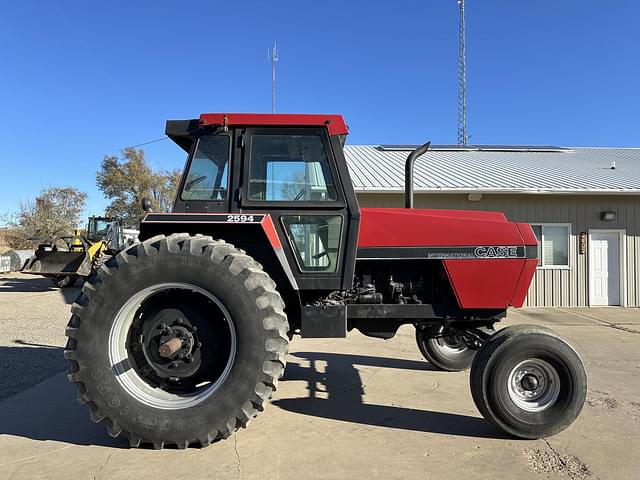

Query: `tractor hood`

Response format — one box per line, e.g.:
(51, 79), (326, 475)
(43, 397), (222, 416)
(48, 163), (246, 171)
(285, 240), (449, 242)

(358, 208), (535, 248)
(357, 208), (538, 309)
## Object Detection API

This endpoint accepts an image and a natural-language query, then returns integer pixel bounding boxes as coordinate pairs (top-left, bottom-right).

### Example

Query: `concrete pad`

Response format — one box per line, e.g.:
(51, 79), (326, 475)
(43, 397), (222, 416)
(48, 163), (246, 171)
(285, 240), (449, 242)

(535, 331), (640, 480)
(565, 307), (640, 325)
(0, 273), (78, 400)
(0, 273), (78, 349)
(2, 277), (640, 479)
(507, 307), (604, 326)
(0, 332), (535, 480)
(509, 306), (640, 333)
(1, 324), (640, 479)
(0, 273), (78, 306)
(557, 307), (640, 334)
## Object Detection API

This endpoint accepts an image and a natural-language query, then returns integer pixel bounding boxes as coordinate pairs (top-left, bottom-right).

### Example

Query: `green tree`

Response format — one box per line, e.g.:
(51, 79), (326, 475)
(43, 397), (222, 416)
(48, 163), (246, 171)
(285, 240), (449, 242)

(96, 147), (180, 228)
(4, 186), (87, 248)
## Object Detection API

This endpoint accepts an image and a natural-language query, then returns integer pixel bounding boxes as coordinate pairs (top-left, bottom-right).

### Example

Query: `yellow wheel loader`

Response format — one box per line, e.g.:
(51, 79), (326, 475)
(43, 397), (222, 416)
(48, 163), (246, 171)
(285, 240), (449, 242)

(23, 216), (126, 287)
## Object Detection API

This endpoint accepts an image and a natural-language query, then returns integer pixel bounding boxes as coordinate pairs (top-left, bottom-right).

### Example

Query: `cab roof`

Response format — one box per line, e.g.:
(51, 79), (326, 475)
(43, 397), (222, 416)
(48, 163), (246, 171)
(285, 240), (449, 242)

(198, 113), (348, 136)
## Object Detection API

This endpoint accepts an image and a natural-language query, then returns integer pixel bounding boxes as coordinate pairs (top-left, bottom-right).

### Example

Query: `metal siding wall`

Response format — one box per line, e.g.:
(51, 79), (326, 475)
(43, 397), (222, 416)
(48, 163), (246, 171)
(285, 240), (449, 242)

(355, 192), (640, 307)
(624, 198), (639, 306)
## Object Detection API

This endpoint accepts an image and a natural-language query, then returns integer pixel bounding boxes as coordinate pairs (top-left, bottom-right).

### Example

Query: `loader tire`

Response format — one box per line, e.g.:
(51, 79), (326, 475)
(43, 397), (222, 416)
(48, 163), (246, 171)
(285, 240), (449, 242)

(64, 234), (289, 449)
(470, 325), (586, 439)
(52, 275), (76, 288)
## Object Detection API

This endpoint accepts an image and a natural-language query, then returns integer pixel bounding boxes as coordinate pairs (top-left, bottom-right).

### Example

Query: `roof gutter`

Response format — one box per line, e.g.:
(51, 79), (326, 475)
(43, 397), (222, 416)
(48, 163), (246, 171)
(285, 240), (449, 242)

(353, 187), (640, 196)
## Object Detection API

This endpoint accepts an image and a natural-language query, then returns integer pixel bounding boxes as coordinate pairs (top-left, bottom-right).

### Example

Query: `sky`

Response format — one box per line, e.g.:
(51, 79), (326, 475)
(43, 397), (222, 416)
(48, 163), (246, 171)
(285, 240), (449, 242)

(1, 0), (639, 221)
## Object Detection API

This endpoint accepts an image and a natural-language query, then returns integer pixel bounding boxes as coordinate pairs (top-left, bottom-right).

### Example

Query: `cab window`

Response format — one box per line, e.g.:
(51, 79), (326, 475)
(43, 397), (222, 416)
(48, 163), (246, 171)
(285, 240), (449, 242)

(282, 215), (343, 272)
(91, 219), (110, 236)
(181, 135), (230, 201)
(247, 134), (337, 202)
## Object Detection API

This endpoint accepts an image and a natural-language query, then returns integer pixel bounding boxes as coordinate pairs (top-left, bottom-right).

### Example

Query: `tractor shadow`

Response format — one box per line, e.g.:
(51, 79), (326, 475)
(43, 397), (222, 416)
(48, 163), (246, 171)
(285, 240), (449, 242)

(0, 347), (505, 449)
(0, 343), (126, 448)
(274, 351), (507, 439)
(0, 274), (80, 304)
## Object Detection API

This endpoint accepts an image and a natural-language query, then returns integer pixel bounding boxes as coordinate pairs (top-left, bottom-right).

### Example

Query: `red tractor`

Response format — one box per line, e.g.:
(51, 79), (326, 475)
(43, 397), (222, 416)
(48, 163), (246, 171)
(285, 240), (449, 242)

(65, 114), (586, 448)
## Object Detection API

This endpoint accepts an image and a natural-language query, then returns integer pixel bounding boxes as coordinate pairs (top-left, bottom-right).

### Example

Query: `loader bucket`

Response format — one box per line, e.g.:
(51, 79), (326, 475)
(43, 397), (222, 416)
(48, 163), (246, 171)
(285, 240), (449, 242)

(22, 246), (93, 278)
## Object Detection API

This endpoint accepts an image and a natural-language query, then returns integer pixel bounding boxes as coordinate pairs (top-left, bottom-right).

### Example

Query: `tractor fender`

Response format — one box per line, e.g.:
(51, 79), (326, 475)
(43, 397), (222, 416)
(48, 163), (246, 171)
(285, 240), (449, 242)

(138, 212), (299, 297)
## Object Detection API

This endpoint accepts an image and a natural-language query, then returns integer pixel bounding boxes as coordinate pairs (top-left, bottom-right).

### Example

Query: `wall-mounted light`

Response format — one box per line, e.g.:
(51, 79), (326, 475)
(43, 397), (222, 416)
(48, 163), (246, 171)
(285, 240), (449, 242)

(600, 211), (616, 221)
(468, 192), (482, 202)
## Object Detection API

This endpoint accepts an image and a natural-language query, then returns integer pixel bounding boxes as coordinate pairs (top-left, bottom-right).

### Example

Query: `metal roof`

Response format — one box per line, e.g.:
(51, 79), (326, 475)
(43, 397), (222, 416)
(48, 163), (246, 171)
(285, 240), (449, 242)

(343, 145), (640, 194)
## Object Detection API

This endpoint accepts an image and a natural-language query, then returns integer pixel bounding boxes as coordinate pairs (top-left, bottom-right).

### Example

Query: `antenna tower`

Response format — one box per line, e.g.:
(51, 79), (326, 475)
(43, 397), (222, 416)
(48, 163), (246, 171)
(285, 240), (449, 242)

(457, 0), (468, 146)
(269, 42), (278, 113)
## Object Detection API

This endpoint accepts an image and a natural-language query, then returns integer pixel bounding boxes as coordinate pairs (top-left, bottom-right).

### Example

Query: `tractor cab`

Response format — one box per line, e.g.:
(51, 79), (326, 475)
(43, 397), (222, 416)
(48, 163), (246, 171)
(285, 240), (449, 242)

(86, 216), (124, 252)
(150, 114), (361, 293)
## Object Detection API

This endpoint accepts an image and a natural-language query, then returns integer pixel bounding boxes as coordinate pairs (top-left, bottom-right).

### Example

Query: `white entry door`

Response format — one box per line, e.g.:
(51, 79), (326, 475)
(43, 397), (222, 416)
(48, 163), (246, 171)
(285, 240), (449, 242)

(589, 231), (622, 306)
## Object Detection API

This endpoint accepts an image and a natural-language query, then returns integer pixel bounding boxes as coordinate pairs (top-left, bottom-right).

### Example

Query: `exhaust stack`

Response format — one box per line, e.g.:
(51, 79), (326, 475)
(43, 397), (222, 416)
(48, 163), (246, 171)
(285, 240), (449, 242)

(404, 142), (431, 209)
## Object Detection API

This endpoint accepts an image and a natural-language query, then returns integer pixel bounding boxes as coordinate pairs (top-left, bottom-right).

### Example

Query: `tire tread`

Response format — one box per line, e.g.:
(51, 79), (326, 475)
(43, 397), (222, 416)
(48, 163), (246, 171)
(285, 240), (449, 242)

(64, 233), (289, 449)
(469, 324), (586, 439)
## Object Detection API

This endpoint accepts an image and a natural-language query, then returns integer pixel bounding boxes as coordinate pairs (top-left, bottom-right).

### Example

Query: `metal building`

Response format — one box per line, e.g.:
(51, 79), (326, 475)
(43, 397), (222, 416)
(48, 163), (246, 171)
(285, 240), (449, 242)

(344, 145), (640, 307)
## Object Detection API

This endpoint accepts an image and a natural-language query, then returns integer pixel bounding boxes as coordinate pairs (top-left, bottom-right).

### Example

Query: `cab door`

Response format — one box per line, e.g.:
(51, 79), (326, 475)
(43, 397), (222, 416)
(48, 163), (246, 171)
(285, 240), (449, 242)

(237, 127), (356, 291)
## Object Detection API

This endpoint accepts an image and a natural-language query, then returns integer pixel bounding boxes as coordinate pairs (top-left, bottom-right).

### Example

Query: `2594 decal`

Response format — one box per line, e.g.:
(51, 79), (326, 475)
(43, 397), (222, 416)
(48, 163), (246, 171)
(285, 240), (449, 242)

(226, 214), (255, 223)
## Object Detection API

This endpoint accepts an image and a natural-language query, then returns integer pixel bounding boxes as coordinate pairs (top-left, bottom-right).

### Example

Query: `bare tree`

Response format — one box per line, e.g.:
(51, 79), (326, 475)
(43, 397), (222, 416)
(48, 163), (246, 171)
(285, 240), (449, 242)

(4, 187), (87, 248)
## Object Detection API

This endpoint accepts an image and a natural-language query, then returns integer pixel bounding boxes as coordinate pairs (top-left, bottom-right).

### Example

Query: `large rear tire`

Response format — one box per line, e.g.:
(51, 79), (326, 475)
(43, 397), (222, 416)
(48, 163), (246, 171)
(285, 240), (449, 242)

(65, 234), (289, 448)
(470, 325), (587, 439)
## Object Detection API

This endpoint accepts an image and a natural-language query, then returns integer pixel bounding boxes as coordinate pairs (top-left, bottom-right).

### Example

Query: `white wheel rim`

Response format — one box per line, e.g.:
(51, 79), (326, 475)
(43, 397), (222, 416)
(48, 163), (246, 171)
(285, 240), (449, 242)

(507, 358), (561, 412)
(108, 282), (236, 410)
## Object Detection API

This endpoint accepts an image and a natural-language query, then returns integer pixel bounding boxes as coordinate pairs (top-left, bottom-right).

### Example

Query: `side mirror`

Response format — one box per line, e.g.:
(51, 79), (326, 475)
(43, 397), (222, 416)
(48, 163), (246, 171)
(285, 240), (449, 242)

(141, 197), (153, 212)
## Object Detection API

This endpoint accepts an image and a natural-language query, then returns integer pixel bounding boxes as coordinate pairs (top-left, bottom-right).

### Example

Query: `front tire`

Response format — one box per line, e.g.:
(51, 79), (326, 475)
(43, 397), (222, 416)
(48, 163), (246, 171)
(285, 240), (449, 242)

(470, 325), (587, 439)
(64, 234), (289, 448)
(415, 325), (476, 371)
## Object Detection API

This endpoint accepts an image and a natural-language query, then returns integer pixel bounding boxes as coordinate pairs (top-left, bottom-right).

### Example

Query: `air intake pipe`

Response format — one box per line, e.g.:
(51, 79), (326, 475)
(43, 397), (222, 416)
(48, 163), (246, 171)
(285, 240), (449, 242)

(404, 141), (431, 209)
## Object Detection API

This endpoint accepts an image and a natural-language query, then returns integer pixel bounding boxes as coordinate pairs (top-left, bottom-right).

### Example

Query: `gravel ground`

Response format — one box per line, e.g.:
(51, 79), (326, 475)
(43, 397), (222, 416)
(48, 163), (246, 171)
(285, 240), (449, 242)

(0, 273), (77, 401)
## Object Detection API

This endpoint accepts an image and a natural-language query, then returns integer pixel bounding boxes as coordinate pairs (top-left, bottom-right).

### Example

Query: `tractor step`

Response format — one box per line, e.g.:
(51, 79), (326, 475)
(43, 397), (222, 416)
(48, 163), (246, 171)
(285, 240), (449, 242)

(301, 305), (347, 338)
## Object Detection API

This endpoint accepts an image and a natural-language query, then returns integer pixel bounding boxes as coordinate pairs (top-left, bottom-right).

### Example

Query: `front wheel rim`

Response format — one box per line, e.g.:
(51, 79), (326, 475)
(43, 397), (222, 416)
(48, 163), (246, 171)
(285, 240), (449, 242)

(507, 358), (561, 412)
(431, 328), (467, 354)
(108, 282), (236, 410)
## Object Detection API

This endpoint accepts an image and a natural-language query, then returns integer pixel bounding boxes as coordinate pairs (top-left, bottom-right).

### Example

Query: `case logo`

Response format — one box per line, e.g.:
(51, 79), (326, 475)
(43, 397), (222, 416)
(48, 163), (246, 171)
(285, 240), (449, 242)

(474, 246), (519, 258)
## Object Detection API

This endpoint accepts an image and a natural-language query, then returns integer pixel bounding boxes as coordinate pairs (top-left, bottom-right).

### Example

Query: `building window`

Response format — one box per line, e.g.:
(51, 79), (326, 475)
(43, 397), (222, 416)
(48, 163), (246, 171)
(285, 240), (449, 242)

(531, 224), (570, 268)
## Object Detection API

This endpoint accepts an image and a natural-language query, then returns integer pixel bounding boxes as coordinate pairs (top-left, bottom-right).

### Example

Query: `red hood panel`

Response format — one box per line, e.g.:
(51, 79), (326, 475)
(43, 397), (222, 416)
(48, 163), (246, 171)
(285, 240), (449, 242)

(358, 208), (525, 247)
(356, 208), (537, 309)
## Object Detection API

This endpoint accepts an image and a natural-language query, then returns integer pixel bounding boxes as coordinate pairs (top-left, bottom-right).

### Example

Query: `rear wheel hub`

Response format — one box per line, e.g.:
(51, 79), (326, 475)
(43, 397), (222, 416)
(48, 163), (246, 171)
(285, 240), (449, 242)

(134, 308), (203, 380)
(109, 283), (236, 408)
